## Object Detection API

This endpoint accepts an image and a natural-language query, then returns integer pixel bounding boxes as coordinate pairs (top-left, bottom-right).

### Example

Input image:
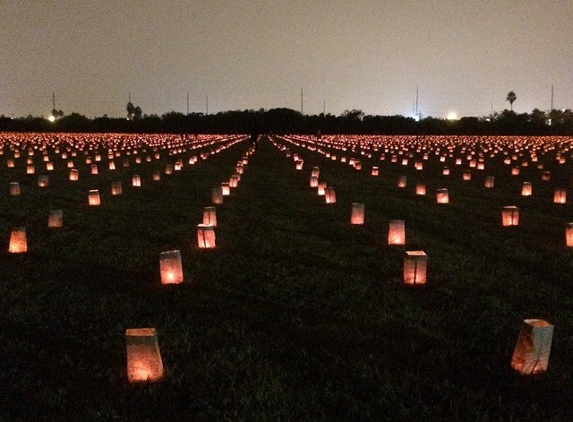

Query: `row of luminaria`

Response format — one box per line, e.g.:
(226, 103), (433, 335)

(141, 146), (255, 382)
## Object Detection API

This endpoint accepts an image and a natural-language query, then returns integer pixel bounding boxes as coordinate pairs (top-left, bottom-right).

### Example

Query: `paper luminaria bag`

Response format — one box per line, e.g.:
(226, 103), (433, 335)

(403, 251), (427, 285)
(203, 207), (217, 227)
(126, 328), (164, 383)
(511, 319), (554, 375)
(48, 210), (63, 228)
(436, 188), (449, 204)
(159, 250), (184, 284)
(197, 224), (216, 249)
(566, 223), (573, 247)
(212, 187), (224, 204)
(8, 227), (27, 253)
(502, 206), (519, 226)
(350, 203), (365, 225)
(88, 189), (100, 206)
(388, 220), (406, 245)
(324, 187), (336, 204)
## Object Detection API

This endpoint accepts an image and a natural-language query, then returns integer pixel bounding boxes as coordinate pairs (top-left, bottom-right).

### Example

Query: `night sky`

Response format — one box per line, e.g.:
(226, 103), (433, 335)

(1, 0), (572, 119)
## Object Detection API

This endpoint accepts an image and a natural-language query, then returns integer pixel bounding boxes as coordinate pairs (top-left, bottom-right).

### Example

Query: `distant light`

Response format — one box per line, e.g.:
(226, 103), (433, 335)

(447, 112), (458, 121)
(48, 115), (55, 122)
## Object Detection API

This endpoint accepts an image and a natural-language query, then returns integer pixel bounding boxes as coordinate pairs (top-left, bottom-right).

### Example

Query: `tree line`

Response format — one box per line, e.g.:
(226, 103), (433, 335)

(1, 107), (573, 135)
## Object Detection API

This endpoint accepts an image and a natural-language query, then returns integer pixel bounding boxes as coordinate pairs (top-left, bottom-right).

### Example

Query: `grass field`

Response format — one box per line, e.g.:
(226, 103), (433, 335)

(0, 132), (572, 421)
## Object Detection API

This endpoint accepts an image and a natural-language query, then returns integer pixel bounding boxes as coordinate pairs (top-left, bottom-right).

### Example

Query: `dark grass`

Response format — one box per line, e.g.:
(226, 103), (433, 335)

(0, 133), (572, 421)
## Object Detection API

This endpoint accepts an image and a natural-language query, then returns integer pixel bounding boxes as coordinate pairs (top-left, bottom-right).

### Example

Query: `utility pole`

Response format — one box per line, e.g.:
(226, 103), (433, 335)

(52, 92), (55, 111)
(128, 92), (131, 103)
(415, 86), (420, 120)
(187, 93), (190, 115)
(300, 88), (304, 115)
(206, 95), (209, 115)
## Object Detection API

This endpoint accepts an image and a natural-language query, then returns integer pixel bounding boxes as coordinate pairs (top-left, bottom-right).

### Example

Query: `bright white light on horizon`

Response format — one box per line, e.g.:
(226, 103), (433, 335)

(447, 112), (458, 120)
(48, 115), (55, 122)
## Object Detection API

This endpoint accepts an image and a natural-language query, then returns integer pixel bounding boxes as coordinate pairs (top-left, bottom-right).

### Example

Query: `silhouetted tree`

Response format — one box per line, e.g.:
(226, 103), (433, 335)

(133, 106), (142, 120)
(57, 113), (90, 131)
(548, 109), (564, 126)
(262, 108), (303, 133)
(506, 91), (517, 111)
(530, 108), (547, 126)
(126, 102), (135, 120)
(338, 109), (365, 133)
(161, 111), (188, 132)
(341, 109), (365, 120)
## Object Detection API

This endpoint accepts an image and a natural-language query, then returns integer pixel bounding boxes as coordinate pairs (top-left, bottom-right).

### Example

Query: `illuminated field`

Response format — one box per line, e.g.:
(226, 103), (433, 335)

(1, 132), (572, 420)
